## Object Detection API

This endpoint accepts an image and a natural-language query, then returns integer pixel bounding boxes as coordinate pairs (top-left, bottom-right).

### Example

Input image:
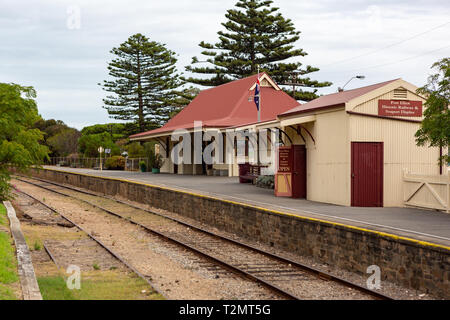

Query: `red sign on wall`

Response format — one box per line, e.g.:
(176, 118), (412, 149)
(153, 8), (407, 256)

(278, 146), (292, 173)
(378, 100), (422, 117)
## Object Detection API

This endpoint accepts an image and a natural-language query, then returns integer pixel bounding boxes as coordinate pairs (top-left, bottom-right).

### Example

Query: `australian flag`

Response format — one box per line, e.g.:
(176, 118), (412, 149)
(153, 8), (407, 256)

(253, 78), (260, 111)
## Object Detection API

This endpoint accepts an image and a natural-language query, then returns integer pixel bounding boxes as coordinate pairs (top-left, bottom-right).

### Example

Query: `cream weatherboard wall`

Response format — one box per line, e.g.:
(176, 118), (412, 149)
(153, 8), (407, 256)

(305, 109), (350, 206)
(282, 108), (350, 206)
(347, 82), (441, 207)
(348, 114), (440, 206)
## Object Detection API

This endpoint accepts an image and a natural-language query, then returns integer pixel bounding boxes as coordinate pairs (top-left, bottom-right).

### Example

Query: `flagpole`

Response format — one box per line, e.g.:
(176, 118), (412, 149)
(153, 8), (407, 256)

(256, 67), (260, 166)
(257, 66), (261, 123)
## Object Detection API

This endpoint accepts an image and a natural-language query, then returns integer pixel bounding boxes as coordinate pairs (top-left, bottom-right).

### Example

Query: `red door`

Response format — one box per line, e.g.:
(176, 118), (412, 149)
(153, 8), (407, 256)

(351, 142), (383, 207)
(292, 145), (307, 198)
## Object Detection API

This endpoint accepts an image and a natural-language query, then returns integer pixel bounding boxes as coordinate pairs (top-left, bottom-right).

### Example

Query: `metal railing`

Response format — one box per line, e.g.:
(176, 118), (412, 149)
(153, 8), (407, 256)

(47, 157), (149, 172)
(125, 157), (148, 171)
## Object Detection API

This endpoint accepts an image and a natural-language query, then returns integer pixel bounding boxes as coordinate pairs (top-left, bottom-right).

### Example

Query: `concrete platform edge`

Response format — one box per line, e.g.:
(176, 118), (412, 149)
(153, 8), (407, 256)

(3, 200), (42, 300)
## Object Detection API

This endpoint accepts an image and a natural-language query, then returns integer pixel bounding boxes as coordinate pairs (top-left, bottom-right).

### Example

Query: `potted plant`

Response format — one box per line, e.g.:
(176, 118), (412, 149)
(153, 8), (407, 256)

(139, 160), (147, 173)
(151, 154), (163, 173)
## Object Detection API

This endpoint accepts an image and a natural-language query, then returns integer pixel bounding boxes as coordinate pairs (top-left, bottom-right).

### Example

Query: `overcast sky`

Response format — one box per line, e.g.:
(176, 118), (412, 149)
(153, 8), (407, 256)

(1, 0), (449, 129)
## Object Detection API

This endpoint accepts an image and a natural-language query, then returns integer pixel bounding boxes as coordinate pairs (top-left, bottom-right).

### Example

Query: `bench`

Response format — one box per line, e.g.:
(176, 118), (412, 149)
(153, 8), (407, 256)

(239, 164), (267, 183)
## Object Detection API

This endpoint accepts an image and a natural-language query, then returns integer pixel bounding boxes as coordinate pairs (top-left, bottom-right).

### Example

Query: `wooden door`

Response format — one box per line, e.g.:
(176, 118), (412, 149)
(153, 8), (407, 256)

(292, 145), (307, 198)
(351, 142), (383, 207)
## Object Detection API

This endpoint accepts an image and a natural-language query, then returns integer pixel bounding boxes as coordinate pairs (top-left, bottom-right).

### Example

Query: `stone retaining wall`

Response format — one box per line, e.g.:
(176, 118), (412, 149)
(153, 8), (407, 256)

(30, 168), (450, 298)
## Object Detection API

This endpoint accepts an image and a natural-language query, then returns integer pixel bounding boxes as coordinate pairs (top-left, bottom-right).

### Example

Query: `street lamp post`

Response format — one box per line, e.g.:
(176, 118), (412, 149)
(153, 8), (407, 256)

(338, 75), (365, 92)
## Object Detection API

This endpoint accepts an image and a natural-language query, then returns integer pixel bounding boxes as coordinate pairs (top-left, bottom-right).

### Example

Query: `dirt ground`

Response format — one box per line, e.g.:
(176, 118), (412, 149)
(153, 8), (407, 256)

(12, 181), (279, 299)
(11, 189), (162, 300)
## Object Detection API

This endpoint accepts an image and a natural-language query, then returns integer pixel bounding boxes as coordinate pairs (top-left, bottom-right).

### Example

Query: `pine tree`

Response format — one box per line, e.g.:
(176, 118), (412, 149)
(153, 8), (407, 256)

(184, 0), (331, 101)
(167, 86), (201, 119)
(100, 33), (184, 132)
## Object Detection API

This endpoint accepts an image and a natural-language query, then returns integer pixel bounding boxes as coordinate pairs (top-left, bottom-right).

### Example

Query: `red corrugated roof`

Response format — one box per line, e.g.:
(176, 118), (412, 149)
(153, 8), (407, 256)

(130, 73), (300, 138)
(279, 79), (400, 117)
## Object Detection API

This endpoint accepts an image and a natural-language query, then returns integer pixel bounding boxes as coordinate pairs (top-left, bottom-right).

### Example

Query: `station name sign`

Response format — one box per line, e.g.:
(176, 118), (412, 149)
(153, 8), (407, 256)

(378, 99), (422, 117)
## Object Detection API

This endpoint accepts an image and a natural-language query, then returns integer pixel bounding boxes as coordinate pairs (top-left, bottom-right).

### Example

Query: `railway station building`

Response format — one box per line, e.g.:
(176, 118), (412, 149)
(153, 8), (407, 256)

(272, 78), (444, 207)
(130, 75), (447, 209)
(130, 73), (299, 176)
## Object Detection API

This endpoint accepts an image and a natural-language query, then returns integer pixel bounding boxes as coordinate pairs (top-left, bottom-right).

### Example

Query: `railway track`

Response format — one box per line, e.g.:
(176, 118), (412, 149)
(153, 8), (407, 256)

(11, 184), (167, 299)
(13, 175), (394, 300)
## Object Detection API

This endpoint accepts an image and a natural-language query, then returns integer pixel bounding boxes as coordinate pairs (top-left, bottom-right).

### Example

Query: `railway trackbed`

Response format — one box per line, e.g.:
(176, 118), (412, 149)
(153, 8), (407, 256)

(11, 183), (166, 299)
(12, 175), (394, 300)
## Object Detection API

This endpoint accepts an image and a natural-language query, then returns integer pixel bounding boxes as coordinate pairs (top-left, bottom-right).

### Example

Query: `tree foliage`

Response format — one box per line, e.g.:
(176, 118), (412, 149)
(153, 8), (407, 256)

(415, 57), (450, 166)
(0, 83), (49, 199)
(81, 123), (128, 142)
(100, 33), (188, 132)
(33, 119), (68, 142)
(33, 118), (80, 157)
(184, 0), (331, 101)
(78, 132), (120, 158)
(124, 142), (145, 158)
(47, 128), (81, 157)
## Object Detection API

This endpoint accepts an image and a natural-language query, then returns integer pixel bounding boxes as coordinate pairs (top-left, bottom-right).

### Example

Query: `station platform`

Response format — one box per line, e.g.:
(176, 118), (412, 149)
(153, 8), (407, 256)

(41, 166), (450, 247)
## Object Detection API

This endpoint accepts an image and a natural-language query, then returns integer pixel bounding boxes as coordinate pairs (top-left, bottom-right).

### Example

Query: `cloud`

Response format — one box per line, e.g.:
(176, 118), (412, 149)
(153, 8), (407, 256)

(0, 0), (449, 129)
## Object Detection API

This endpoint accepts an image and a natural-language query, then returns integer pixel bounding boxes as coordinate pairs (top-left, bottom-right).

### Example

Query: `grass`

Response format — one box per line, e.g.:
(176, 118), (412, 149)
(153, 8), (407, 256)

(37, 276), (76, 300)
(38, 270), (164, 300)
(0, 204), (7, 226)
(15, 204), (164, 300)
(33, 241), (41, 251)
(0, 233), (18, 284)
(0, 203), (19, 300)
(22, 224), (86, 251)
(0, 286), (17, 300)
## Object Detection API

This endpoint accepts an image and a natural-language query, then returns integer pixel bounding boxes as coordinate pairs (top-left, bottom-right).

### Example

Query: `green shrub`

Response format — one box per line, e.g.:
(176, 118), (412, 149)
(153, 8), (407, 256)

(125, 142), (144, 158)
(153, 154), (164, 169)
(105, 156), (125, 170)
(256, 175), (274, 189)
(33, 241), (41, 251)
(139, 161), (147, 172)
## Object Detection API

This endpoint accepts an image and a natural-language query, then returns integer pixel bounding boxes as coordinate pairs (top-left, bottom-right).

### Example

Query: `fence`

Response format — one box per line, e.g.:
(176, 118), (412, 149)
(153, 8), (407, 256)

(403, 169), (450, 213)
(48, 157), (149, 172)
(125, 158), (148, 171)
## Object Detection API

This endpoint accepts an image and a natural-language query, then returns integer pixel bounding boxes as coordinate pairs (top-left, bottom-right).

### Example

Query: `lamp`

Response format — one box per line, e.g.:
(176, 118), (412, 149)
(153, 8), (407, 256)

(338, 75), (365, 92)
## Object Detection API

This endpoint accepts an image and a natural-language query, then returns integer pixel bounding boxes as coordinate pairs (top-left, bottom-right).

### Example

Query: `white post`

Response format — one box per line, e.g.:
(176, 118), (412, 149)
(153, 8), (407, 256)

(98, 146), (104, 171)
(447, 171), (449, 213)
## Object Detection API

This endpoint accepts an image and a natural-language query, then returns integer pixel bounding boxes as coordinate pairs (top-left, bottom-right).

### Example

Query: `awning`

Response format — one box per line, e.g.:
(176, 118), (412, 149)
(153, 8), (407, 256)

(280, 115), (316, 127)
(256, 120), (280, 130)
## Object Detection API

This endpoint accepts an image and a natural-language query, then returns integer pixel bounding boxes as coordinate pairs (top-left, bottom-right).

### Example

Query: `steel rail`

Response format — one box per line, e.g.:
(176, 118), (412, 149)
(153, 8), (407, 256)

(13, 178), (299, 300)
(11, 185), (168, 300)
(14, 175), (394, 300)
(43, 241), (60, 269)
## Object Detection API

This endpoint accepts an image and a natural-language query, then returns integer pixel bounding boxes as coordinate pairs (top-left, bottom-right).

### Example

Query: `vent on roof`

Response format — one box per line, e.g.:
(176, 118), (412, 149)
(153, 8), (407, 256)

(393, 88), (407, 99)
